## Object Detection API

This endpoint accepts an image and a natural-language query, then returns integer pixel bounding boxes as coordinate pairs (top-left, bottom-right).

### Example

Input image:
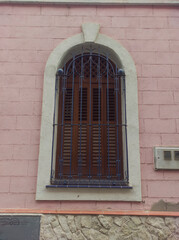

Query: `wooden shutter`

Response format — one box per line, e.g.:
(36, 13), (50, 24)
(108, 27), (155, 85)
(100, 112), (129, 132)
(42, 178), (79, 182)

(78, 88), (88, 168)
(92, 88), (101, 168)
(56, 54), (123, 180)
(107, 88), (116, 168)
(63, 88), (72, 167)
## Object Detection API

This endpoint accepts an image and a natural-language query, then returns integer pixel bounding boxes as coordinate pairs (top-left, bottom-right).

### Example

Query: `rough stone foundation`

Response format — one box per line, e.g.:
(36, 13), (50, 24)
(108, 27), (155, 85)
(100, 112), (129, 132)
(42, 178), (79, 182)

(40, 214), (179, 240)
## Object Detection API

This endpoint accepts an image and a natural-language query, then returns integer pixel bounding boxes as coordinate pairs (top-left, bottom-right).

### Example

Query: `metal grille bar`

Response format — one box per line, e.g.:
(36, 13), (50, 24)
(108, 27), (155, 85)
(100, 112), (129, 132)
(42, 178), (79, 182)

(49, 47), (129, 188)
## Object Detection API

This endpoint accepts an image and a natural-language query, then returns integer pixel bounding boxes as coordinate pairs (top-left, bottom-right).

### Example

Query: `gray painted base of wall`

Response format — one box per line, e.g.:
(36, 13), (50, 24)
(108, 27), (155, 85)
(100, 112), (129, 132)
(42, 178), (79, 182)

(40, 214), (179, 240)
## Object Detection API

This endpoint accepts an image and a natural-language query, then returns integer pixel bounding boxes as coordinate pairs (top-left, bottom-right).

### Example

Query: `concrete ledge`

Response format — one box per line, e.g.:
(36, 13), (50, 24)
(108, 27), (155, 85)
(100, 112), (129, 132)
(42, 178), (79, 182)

(0, 0), (179, 5)
(1, 209), (179, 217)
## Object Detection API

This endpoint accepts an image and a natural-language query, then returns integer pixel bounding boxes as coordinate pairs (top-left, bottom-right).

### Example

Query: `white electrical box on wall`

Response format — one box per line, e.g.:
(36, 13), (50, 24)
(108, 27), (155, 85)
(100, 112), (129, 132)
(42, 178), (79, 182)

(154, 147), (179, 170)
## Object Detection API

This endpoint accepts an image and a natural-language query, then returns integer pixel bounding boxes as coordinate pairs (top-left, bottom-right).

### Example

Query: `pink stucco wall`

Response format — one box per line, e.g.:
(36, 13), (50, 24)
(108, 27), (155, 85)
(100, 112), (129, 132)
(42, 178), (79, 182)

(0, 4), (179, 211)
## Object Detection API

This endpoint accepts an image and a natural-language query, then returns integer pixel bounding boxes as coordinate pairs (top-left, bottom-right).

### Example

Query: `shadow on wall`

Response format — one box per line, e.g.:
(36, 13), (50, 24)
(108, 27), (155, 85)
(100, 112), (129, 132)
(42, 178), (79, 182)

(151, 200), (179, 212)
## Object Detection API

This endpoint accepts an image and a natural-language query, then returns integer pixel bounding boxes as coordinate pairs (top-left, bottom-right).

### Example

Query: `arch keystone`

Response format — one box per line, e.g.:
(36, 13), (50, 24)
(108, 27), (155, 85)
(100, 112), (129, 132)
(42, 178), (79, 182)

(82, 23), (100, 43)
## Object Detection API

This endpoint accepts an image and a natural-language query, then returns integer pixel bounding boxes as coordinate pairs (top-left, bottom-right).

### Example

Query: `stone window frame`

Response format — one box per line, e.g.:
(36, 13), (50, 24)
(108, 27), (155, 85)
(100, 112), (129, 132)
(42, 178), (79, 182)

(36, 23), (141, 201)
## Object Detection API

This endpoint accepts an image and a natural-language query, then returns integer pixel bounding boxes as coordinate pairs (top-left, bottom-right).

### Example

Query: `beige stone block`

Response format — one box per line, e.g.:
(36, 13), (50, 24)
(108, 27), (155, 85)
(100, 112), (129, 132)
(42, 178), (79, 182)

(81, 215), (92, 229)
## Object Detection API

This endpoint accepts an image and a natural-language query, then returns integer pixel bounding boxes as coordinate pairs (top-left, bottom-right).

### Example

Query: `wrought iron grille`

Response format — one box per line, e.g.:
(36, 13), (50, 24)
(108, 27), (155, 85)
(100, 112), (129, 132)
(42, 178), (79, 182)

(47, 47), (130, 188)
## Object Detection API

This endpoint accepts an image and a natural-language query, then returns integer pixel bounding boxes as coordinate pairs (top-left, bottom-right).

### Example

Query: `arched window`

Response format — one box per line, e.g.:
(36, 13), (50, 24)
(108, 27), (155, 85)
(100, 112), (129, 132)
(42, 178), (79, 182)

(49, 47), (129, 188)
(36, 24), (141, 200)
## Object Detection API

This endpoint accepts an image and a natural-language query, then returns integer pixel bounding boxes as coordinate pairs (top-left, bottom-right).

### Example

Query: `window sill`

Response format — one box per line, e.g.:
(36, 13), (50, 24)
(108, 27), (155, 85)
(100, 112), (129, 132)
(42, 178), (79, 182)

(37, 185), (135, 201)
